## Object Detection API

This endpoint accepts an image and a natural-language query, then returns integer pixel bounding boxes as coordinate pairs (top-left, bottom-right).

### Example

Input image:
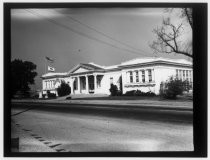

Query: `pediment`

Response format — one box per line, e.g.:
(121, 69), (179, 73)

(72, 66), (91, 74)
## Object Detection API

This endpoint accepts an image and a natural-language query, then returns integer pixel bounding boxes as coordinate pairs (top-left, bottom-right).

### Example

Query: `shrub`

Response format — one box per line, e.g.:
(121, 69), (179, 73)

(123, 90), (156, 97)
(160, 77), (185, 99)
(66, 96), (72, 100)
(109, 84), (118, 96)
(124, 90), (136, 96)
(57, 81), (71, 97)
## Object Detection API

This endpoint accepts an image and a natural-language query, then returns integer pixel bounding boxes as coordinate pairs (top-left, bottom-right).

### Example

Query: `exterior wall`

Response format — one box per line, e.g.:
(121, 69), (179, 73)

(121, 65), (193, 95)
(121, 66), (156, 94)
(41, 61), (193, 96)
(42, 77), (70, 96)
(96, 71), (122, 94)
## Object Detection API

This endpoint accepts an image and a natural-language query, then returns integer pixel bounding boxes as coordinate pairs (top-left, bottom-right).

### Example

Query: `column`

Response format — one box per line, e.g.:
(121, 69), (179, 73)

(152, 69), (155, 82)
(139, 70), (142, 83)
(145, 70), (149, 82)
(86, 75), (89, 94)
(94, 74), (97, 92)
(71, 78), (74, 94)
(133, 70), (136, 83)
(126, 71), (129, 83)
(78, 76), (81, 93)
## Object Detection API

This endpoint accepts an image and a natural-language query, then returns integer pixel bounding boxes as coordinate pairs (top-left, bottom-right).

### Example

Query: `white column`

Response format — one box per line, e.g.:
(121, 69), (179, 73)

(139, 70), (142, 83)
(71, 78), (74, 94)
(145, 70), (149, 82)
(133, 71), (136, 83)
(126, 72), (129, 83)
(152, 69), (155, 82)
(78, 77), (81, 93)
(86, 75), (89, 94)
(94, 75), (97, 92)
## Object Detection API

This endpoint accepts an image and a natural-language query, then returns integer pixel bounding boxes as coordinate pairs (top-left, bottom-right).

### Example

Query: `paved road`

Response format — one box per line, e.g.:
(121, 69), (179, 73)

(11, 104), (193, 152)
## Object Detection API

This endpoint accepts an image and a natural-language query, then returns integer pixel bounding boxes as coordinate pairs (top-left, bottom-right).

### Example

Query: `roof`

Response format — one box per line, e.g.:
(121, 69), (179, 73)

(42, 57), (192, 78)
(80, 63), (104, 70)
(119, 57), (192, 66)
(41, 72), (67, 78)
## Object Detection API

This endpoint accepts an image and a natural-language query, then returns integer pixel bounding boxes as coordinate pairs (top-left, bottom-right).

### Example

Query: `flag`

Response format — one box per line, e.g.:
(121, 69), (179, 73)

(45, 56), (54, 63)
(48, 66), (55, 72)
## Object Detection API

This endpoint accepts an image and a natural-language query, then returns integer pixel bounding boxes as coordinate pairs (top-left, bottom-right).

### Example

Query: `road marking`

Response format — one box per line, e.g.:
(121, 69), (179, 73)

(34, 136), (42, 139)
(56, 149), (65, 152)
(38, 139), (45, 141)
(49, 144), (62, 148)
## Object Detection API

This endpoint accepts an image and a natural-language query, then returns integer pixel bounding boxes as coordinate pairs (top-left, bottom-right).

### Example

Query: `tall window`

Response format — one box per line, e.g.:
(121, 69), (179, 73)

(183, 70), (185, 80)
(179, 70), (182, 80)
(186, 70), (189, 81)
(81, 77), (86, 89)
(142, 70), (145, 83)
(189, 71), (192, 82)
(97, 76), (102, 88)
(148, 69), (152, 82)
(130, 72), (133, 83)
(135, 71), (139, 82)
(74, 78), (78, 90)
(176, 69), (178, 78)
(110, 77), (113, 84)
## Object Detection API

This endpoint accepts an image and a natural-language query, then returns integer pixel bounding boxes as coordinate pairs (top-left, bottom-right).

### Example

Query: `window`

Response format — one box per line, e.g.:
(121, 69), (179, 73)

(176, 69), (178, 78)
(130, 72), (133, 83)
(189, 71), (192, 82)
(97, 76), (102, 88)
(148, 69), (152, 82)
(142, 70), (145, 83)
(81, 77), (86, 89)
(135, 71), (139, 82)
(179, 70), (182, 80)
(186, 70), (189, 81)
(183, 70), (185, 80)
(74, 78), (78, 90)
(110, 77), (113, 84)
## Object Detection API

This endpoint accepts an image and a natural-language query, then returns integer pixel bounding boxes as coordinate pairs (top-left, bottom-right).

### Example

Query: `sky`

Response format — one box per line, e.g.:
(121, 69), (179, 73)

(11, 8), (192, 91)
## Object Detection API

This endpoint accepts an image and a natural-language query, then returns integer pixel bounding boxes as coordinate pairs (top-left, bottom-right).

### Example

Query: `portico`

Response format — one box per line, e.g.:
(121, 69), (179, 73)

(71, 74), (104, 94)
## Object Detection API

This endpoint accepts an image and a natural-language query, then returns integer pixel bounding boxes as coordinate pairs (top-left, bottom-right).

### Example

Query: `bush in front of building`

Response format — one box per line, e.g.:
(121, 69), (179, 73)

(160, 77), (186, 99)
(109, 84), (119, 96)
(123, 90), (156, 96)
(57, 81), (71, 97)
(47, 90), (56, 99)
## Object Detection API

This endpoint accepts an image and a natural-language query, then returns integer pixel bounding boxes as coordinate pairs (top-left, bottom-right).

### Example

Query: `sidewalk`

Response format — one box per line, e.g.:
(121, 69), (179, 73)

(11, 121), (55, 152)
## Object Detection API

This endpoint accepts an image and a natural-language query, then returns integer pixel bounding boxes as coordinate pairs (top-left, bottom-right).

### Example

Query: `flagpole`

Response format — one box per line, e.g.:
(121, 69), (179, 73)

(45, 58), (47, 74)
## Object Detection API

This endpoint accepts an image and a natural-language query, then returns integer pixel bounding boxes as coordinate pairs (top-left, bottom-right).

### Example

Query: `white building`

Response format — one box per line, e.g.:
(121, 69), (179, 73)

(41, 57), (193, 96)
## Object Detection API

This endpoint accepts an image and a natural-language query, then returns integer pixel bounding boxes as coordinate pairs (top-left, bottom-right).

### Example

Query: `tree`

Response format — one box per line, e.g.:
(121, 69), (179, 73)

(11, 59), (37, 98)
(57, 81), (71, 97)
(150, 8), (192, 58)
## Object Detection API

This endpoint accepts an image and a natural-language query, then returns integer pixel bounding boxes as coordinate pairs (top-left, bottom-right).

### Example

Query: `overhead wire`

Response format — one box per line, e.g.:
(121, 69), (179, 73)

(52, 9), (151, 55)
(25, 9), (149, 57)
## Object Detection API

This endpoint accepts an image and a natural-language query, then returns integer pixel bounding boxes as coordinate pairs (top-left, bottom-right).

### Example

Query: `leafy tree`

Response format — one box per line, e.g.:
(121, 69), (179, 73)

(150, 8), (192, 58)
(11, 59), (37, 98)
(57, 81), (71, 97)
(160, 77), (186, 99)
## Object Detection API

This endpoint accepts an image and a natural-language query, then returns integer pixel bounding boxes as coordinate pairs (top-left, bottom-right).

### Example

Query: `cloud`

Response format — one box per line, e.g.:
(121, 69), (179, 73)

(11, 9), (65, 20)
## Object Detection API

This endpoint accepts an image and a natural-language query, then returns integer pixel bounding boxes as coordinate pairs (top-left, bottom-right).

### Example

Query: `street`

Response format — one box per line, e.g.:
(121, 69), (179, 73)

(11, 103), (193, 152)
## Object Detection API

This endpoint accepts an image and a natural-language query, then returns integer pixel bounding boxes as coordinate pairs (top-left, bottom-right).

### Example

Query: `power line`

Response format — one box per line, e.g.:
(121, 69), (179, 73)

(52, 9), (151, 55)
(25, 9), (149, 57)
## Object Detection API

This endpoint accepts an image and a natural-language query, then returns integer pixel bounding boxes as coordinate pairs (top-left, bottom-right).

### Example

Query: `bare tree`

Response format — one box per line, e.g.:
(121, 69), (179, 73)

(150, 8), (192, 58)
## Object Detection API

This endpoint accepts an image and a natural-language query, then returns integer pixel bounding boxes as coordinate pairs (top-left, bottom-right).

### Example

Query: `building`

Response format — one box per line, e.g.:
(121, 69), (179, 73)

(41, 57), (193, 96)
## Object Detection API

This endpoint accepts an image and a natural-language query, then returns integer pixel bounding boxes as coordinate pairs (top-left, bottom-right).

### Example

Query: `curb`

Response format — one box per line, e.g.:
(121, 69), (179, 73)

(12, 101), (193, 112)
